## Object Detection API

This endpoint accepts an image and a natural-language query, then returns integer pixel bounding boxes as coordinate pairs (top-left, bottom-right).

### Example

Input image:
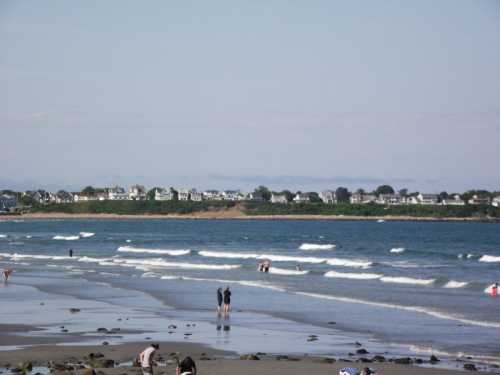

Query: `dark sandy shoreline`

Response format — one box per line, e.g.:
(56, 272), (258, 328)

(0, 340), (485, 374)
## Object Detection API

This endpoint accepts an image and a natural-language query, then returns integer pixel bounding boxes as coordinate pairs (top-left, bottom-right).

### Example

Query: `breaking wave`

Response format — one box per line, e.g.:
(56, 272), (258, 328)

(390, 247), (405, 254)
(380, 276), (435, 286)
(295, 292), (500, 328)
(444, 280), (469, 288)
(160, 275), (287, 292)
(53, 235), (80, 241)
(0, 234), (7, 238)
(117, 246), (191, 256)
(479, 255), (500, 263)
(79, 232), (95, 238)
(299, 243), (336, 251)
(324, 271), (383, 280)
(268, 267), (309, 276)
(113, 258), (240, 270)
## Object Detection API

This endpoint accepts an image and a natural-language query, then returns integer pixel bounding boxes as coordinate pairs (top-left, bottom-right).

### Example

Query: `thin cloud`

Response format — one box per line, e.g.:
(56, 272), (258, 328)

(29, 111), (48, 120)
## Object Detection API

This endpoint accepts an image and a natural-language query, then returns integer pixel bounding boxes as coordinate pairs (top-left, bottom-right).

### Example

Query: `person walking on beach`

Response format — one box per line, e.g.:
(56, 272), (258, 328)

(217, 287), (223, 313)
(223, 286), (231, 315)
(3, 268), (13, 283)
(139, 343), (159, 375)
(176, 356), (196, 375)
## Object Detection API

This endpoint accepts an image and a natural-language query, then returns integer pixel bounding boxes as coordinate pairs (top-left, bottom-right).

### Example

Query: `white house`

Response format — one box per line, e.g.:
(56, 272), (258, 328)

(190, 189), (203, 201)
(319, 190), (336, 204)
(377, 194), (402, 205)
(468, 195), (491, 205)
(222, 190), (243, 201)
(73, 193), (100, 202)
(350, 193), (377, 204)
(129, 185), (146, 200)
(442, 195), (465, 206)
(55, 191), (73, 204)
(247, 192), (264, 202)
(293, 193), (310, 203)
(107, 186), (129, 200)
(492, 196), (500, 207)
(203, 190), (222, 200)
(178, 189), (191, 201)
(270, 193), (288, 204)
(155, 188), (175, 201)
(417, 193), (439, 205)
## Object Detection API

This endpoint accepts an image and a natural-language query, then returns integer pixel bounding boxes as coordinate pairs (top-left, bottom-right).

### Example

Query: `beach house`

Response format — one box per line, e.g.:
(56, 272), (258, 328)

(492, 196), (500, 207)
(203, 190), (222, 200)
(417, 193), (439, 205)
(128, 185), (146, 200)
(468, 195), (491, 205)
(270, 193), (288, 204)
(190, 189), (204, 201)
(441, 195), (465, 206)
(55, 190), (74, 204)
(319, 190), (336, 204)
(154, 188), (175, 201)
(350, 193), (377, 204)
(107, 186), (129, 200)
(178, 189), (191, 201)
(247, 192), (264, 202)
(376, 194), (402, 205)
(222, 190), (243, 201)
(293, 193), (310, 203)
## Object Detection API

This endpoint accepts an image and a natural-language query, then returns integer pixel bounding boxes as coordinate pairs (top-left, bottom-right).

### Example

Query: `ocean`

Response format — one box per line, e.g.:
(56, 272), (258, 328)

(1, 219), (499, 366)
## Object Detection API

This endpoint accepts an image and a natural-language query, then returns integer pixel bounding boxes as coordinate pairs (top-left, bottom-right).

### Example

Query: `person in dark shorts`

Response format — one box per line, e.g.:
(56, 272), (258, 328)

(217, 287), (223, 313)
(223, 286), (231, 315)
(176, 356), (196, 375)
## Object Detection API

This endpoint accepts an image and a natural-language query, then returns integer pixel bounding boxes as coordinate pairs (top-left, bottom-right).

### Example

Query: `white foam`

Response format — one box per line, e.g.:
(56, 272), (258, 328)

(0, 234), (8, 238)
(380, 276), (435, 286)
(78, 256), (112, 263)
(160, 275), (180, 280)
(53, 235), (80, 241)
(117, 246), (191, 256)
(295, 292), (500, 328)
(479, 255), (500, 263)
(113, 258), (240, 270)
(178, 276), (287, 292)
(26, 235), (32, 239)
(484, 284), (498, 294)
(141, 272), (160, 278)
(299, 243), (336, 251)
(390, 247), (405, 254)
(444, 280), (469, 288)
(268, 267), (309, 276)
(126, 239), (132, 243)
(326, 258), (372, 269)
(0, 252), (73, 261)
(198, 250), (326, 263)
(79, 232), (95, 238)
(324, 271), (383, 280)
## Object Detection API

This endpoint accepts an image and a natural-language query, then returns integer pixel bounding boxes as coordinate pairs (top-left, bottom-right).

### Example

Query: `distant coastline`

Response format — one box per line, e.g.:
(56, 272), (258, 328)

(2, 211), (498, 222)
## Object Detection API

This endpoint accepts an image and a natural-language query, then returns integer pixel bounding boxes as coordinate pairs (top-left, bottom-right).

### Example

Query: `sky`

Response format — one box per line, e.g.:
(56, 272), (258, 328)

(1, 1), (500, 193)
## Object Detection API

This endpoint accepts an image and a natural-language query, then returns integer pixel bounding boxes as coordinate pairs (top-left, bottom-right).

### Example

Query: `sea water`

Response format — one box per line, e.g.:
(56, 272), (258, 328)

(0, 219), (499, 365)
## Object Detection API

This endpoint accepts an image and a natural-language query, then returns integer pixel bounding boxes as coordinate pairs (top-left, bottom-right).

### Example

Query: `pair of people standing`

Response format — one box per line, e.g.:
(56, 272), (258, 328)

(217, 286), (231, 314)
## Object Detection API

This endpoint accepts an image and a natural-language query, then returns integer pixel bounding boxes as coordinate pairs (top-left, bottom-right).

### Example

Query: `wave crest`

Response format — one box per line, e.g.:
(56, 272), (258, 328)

(117, 246), (191, 256)
(299, 243), (336, 251)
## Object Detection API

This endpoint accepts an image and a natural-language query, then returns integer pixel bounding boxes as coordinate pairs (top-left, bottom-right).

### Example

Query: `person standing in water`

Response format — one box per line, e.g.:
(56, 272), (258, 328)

(69, 249), (73, 257)
(223, 286), (231, 315)
(217, 287), (223, 313)
(3, 268), (13, 283)
(492, 282), (498, 297)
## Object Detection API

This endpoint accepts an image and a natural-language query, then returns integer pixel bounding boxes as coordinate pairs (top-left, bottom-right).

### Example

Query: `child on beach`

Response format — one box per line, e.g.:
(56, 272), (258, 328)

(176, 356), (196, 375)
(139, 343), (159, 375)
(3, 268), (13, 283)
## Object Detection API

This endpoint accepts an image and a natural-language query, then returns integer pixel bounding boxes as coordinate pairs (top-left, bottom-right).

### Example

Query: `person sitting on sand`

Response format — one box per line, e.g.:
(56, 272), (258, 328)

(176, 356), (196, 375)
(223, 286), (231, 315)
(361, 367), (378, 375)
(139, 343), (159, 375)
(3, 268), (13, 283)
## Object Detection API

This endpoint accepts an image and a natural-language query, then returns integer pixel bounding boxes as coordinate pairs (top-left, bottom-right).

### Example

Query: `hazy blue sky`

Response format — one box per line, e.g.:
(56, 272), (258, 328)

(2, 1), (499, 193)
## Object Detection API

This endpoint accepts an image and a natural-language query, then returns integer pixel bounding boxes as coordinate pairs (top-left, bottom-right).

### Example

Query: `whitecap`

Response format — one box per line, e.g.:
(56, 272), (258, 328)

(326, 258), (372, 269)
(0, 234), (8, 238)
(113, 258), (240, 270)
(79, 232), (95, 238)
(444, 280), (469, 288)
(479, 255), (500, 263)
(299, 243), (336, 251)
(53, 235), (80, 241)
(267, 267), (309, 276)
(324, 271), (383, 280)
(126, 239), (132, 243)
(380, 276), (435, 286)
(117, 246), (191, 256)
(390, 247), (405, 254)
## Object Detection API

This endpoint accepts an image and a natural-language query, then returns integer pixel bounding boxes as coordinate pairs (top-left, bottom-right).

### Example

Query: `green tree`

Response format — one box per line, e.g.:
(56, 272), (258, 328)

(279, 190), (294, 202)
(375, 185), (395, 195)
(254, 186), (271, 202)
(398, 188), (408, 197)
(170, 187), (179, 201)
(308, 192), (322, 203)
(82, 186), (96, 195)
(355, 188), (366, 195)
(335, 187), (350, 203)
(147, 188), (161, 200)
(439, 191), (449, 201)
